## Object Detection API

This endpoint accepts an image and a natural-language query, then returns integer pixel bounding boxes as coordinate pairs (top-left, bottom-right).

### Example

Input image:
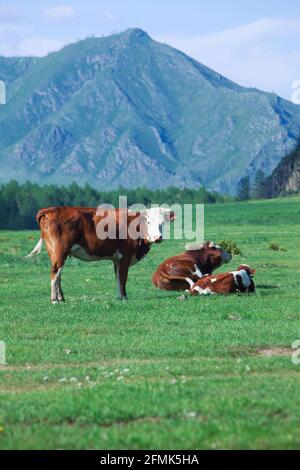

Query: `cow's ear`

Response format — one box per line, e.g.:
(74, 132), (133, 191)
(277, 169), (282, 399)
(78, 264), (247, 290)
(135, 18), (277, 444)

(250, 268), (256, 275)
(170, 211), (176, 222)
(164, 210), (176, 222)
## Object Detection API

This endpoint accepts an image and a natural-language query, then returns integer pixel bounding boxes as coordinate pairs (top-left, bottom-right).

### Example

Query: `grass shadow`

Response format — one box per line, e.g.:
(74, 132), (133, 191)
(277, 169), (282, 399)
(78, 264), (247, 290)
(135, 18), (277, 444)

(257, 284), (278, 290)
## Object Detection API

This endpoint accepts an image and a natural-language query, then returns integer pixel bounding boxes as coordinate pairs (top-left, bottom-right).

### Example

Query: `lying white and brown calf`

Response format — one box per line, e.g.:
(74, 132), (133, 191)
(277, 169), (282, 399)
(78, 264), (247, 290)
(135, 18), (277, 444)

(187, 265), (256, 296)
(152, 242), (232, 291)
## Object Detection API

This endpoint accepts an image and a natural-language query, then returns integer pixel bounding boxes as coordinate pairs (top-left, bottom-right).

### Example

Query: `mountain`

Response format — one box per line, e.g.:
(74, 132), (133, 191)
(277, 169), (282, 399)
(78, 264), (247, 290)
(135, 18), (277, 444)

(265, 141), (300, 196)
(0, 56), (39, 86)
(1, 28), (300, 194)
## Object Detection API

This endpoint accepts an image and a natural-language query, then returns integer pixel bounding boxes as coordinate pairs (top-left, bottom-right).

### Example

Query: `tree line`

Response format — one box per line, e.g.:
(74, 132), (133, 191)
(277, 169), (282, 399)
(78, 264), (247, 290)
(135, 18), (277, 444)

(1, 165), (295, 230)
(0, 181), (230, 230)
(237, 170), (268, 201)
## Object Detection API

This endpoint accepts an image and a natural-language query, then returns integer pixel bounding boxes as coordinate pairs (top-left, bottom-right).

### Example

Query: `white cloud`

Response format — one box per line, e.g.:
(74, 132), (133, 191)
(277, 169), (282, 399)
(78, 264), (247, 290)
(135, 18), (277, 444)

(44, 5), (76, 22)
(0, 5), (23, 22)
(0, 24), (31, 56)
(17, 37), (64, 56)
(156, 18), (300, 100)
(0, 5), (66, 57)
(0, 23), (64, 56)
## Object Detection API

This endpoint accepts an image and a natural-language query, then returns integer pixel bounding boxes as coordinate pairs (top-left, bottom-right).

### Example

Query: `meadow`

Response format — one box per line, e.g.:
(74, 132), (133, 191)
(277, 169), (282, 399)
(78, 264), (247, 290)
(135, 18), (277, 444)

(0, 196), (300, 450)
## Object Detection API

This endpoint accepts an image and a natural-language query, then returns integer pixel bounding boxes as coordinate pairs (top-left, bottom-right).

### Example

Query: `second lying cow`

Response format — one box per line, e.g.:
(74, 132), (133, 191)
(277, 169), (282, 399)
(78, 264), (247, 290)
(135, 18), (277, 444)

(152, 242), (232, 291)
(187, 265), (256, 295)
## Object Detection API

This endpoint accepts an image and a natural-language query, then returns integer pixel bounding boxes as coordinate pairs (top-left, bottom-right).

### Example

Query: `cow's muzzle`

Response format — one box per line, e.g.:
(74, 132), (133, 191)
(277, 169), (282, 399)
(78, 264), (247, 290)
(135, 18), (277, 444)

(222, 251), (232, 264)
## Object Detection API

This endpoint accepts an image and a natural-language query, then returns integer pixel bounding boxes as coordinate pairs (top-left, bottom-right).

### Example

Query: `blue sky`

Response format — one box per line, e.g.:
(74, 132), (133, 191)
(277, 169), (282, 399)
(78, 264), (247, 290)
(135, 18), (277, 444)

(0, 0), (300, 99)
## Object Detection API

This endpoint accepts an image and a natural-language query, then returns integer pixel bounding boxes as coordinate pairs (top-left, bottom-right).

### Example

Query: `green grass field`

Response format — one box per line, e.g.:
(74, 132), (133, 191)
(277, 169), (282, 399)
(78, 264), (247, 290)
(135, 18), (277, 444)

(0, 196), (300, 450)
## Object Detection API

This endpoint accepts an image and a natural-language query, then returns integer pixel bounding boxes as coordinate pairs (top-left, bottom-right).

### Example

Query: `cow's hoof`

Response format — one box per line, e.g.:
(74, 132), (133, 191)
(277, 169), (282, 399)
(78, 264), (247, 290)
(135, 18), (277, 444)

(51, 298), (65, 304)
(118, 296), (128, 301)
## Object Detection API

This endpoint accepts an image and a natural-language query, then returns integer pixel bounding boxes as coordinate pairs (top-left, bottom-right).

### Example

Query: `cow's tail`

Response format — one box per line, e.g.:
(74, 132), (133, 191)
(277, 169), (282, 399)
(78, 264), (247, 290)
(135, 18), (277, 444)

(25, 238), (43, 258)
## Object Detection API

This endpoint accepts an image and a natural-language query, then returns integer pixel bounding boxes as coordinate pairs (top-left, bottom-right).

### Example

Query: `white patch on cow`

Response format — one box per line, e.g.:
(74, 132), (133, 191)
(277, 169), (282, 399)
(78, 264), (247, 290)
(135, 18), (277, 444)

(211, 278), (217, 283)
(70, 244), (101, 262)
(185, 242), (204, 251)
(185, 277), (195, 288)
(193, 286), (213, 295)
(139, 207), (172, 243)
(209, 242), (220, 249)
(191, 264), (203, 278)
(232, 270), (251, 288)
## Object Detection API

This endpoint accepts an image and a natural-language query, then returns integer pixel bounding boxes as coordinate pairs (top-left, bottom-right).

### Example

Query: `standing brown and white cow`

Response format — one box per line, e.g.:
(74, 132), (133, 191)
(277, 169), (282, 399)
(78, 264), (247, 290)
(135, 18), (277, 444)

(152, 242), (232, 291)
(26, 206), (175, 302)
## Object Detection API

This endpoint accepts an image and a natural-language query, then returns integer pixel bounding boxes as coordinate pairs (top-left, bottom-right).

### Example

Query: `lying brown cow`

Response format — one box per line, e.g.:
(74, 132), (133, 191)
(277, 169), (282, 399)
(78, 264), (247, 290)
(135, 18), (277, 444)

(152, 242), (232, 291)
(187, 265), (256, 295)
(26, 206), (175, 302)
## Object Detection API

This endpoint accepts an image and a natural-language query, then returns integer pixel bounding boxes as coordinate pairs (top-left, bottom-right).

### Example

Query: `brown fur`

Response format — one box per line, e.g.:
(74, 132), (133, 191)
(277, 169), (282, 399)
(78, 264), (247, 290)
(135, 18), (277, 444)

(189, 265), (256, 295)
(152, 242), (231, 291)
(35, 206), (155, 301)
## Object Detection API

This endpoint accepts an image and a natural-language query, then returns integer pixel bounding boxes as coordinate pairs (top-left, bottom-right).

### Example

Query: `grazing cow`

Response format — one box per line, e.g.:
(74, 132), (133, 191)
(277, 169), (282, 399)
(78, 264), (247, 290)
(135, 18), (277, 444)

(187, 265), (256, 295)
(26, 206), (175, 302)
(152, 242), (232, 291)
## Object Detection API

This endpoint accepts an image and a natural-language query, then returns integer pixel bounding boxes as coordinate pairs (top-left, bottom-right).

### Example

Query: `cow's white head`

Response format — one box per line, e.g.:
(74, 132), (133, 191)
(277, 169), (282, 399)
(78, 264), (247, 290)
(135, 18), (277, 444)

(140, 208), (176, 244)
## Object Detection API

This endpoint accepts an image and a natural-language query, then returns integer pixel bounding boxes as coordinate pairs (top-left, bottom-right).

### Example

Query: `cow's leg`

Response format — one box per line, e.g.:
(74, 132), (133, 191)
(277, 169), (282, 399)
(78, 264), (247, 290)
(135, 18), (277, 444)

(50, 254), (68, 303)
(113, 262), (117, 279)
(51, 265), (64, 303)
(115, 257), (130, 300)
(113, 262), (120, 296)
(157, 277), (173, 291)
(157, 276), (190, 292)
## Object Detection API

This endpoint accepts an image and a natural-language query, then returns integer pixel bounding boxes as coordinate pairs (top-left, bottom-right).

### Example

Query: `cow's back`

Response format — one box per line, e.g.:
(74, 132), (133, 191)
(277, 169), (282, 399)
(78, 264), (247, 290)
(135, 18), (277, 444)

(154, 252), (194, 275)
(192, 272), (234, 294)
(36, 206), (143, 260)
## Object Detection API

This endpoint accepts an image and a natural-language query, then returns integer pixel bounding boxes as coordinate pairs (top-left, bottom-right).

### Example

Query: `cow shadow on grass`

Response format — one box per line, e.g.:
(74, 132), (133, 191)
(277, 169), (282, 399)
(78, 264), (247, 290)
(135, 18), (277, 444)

(140, 293), (182, 301)
(137, 285), (279, 301)
(256, 284), (278, 290)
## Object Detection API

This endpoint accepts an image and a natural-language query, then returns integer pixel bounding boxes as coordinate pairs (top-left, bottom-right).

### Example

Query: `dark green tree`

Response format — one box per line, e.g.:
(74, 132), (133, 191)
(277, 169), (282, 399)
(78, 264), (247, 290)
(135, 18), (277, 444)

(237, 176), (251, 201)
(253, 170), (266, 199)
